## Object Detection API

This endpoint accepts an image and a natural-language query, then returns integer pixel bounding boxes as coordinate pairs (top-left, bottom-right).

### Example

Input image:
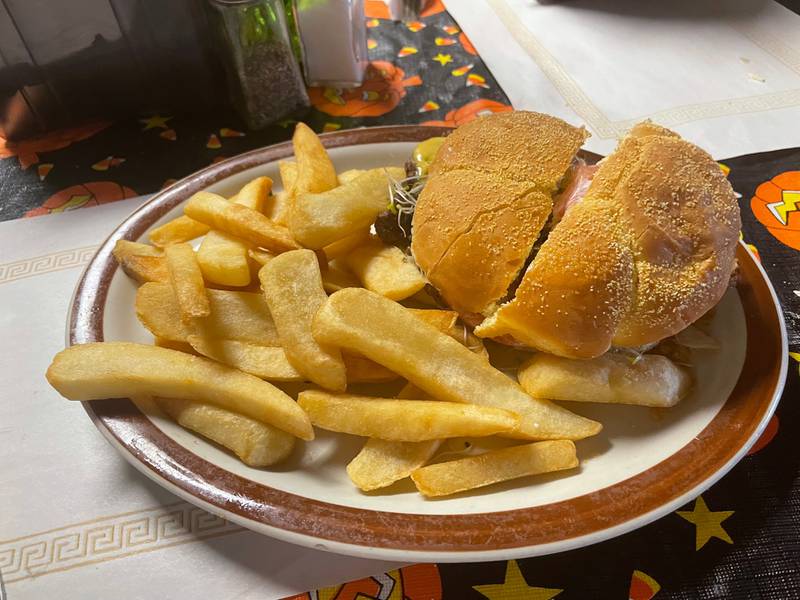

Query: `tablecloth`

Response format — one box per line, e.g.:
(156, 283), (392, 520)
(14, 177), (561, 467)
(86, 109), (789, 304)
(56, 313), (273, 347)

(1, 1), (798, 599)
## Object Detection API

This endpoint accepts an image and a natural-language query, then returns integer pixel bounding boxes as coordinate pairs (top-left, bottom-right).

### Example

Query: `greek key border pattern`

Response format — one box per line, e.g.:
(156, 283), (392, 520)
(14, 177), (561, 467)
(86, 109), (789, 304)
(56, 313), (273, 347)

(0, 502), (243, 584)
(0, 246), (99, 285)
(488, 0), (800, 138)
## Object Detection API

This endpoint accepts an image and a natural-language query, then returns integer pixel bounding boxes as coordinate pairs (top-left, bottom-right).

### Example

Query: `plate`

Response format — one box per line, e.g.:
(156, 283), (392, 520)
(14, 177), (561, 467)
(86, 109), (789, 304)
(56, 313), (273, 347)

(68, 125), (788, 562)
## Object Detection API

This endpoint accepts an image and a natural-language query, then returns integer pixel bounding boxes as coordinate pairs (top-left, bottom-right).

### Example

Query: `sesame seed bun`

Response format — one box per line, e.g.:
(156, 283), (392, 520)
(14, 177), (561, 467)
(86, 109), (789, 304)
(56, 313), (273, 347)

(475, 122), (741, 358)
(410, 111), (589, 315)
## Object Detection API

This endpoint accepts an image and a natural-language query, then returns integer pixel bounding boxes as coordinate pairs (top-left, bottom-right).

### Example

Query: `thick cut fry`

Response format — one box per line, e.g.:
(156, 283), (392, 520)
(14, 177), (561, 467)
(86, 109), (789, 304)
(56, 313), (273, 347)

(165, 243), (210, 318)
(188, 336), (303, 381)
(197, 230), (253, 287)
(149, 215), (210, 247)
(342, 354), (399, 382)
(46, 343), (314, 440)
(184, 191), (299, 253)
(343, 238), (426, 300)
(117, 254), (168, 284)
(235, 176), (271, 212)
(293, 122), (338, 194)
(321, 261), (361, 293)
(289, 167), (405, 249)
(156, 397), (295, 467)
(408, 309), (458, 332)
(518, 353), (691, 408)
(411, 440), (578, 497)
(348, 438), (440, 491)
(153, 337), (198, 355)
(247, 248), (274, 266)
(298, 391), (519, 441)
(322, 229), (371, 261)
(337, 168), (366, 185)
(259, 250), (347, 391)
(312, 288), (602, 440)
(113, 239), (162, 259)
(136, 282), (279, 345)
(278, 160), (298, 195)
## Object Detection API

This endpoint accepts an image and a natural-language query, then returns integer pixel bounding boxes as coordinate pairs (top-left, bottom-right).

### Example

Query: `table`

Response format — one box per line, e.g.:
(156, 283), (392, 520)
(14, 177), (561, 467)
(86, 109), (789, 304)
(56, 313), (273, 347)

(1, 1), (798, 598)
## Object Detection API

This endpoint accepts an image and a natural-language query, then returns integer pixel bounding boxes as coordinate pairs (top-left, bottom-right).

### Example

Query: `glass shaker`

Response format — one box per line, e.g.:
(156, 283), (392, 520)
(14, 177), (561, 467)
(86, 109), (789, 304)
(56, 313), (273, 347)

(206, 0), (310, 129)
(290, 0), (368, 88)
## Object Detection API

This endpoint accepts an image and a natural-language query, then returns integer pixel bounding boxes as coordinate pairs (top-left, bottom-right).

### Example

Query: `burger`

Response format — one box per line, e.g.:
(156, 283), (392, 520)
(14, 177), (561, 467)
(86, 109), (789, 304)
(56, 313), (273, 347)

(375, 111), (741, 359)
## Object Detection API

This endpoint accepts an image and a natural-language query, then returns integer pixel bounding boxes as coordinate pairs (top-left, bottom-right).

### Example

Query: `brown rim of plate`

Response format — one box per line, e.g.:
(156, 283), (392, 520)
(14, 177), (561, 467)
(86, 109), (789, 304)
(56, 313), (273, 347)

(69, 125), (785, 553)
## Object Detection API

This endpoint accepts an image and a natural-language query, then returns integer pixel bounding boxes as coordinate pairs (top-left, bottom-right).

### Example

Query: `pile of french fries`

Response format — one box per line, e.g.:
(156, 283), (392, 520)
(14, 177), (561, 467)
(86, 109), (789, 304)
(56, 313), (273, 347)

(47, 123), (695, 498)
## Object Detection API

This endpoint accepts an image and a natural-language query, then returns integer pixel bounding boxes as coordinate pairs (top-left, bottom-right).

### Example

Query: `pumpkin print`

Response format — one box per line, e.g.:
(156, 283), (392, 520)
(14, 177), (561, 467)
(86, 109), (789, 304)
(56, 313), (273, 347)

(309, 62), (422, 117)
(0, 120), (110, 169)
(750, 171), (800, 251)
(283, 564), (442, 600)
(25, 181), (138, 217)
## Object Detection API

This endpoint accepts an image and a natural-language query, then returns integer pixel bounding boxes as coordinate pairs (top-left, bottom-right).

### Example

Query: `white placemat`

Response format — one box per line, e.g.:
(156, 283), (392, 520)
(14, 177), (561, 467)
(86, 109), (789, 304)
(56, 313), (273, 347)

(0, 200), (399, 600)
(447, 0), (800, 157)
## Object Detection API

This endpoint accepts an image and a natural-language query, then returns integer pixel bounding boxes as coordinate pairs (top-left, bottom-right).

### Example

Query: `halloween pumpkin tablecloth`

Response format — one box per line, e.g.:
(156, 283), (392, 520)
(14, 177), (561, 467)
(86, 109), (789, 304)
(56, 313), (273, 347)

(1, 1), (798, 599)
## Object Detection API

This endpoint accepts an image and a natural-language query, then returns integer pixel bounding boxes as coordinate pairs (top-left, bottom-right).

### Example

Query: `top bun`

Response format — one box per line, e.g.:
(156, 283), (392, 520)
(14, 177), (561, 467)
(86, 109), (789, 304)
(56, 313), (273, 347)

(411, 111), (588, 316)
(475, 122), (741, 358)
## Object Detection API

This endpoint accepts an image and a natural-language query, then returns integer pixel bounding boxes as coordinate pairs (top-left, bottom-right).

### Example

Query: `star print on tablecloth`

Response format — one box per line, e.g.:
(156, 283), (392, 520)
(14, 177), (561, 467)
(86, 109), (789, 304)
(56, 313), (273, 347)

(139, 115), (172, 131)
(433, 53), (453, 65)
(677, 496), (734, 550)
(473, 561), (562, 600)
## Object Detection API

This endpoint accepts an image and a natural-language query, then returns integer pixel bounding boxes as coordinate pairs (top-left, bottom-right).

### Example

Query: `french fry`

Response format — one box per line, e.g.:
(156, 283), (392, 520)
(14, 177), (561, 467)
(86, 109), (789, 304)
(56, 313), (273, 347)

(410, 440), (578, 497)
(348, 438), (440, 491)
(343, 237), (426, 300)
(518, 353), (691, 408)
(321, 260), (361, 293)
(136, 282), (279, 345)
(187, 336), (304, 381)
(116, 254), (169, 284)
(337, 168), (366, 185)
(293, 122), (338, 194)
(247, 248), (273, 266)
(46, 342), (314, 440)
(347, 384), (437, 491)
(156, 397), (296, 467)
(164, 243), (210, 318)
(297, 391), (520, 441)
(278, 160), (298, 194)
(113, 239), (162, 259)
(259, 250), (347, 391)
(153, 337), (199, 355)
(235, 176), (270, 212)
(266, 191), (292, 225)
(342, 354), (399, 382)
(312, 288), (602, 440)
(149, 215), (210, 247)
(184, 191), (299, 253)
(408, 309), (458, 332)
(322, 229), (371, 261)
(197, 230), (253, 287)
(289, 167), (405, 249)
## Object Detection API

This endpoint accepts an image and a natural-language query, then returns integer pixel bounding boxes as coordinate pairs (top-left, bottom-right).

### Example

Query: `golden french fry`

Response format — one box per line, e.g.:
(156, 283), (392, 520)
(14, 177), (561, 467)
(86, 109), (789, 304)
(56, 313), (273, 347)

(347, 438), (440, 491)
(337, 168), (366, 185)
(197, 230), (253, 287)
(184, 191), (299, 253)
(322, 229), (371, 261)
(247, 248), (274, 266)
(46, 342), (314, 440)
(289, 167), (405, 249)
(235, 176), (271, 212)
(266, 191), (292, 225)
(116, 254), (169, 284)
(408, 309), (458, 333)
(293, 122), (338, 194)
(187, 336), (304, 381)
(347, 384), (436, 491)
(165, 243), (210, 318)
(136, 282), (279, 345)
(312, 288), (602, 440)
(156, 397), (296, 467)
(518, 353), (691, 408)
(153, 337), (198, 355)
(343, 238), (426, 300)
(342, 354), (399, 382)
(278, 160), (298, 194)
(321, 260), (361, 293)
(410, 440), (578, 497)
(149, 215), (210, 247)
(259, 250), (347, 391)
(298, 390), (519, 441)
(113, 239), (162, 259)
